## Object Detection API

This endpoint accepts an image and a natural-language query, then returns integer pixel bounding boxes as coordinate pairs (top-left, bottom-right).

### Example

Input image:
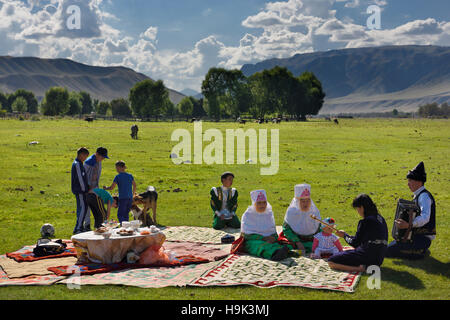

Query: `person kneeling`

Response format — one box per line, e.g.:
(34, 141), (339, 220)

(328, 194), (388, 273)
(239, 190), (292, 261)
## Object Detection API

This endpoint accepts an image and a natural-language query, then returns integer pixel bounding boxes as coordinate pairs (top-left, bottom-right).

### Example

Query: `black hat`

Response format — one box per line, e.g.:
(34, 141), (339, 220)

(221, 172), (235, 180)
(406, 162), (426, 183)
(96, 147), (109, 159)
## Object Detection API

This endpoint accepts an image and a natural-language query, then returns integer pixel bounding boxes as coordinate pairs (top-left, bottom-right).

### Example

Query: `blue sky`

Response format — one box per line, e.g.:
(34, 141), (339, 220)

(0, 0), (449, 91)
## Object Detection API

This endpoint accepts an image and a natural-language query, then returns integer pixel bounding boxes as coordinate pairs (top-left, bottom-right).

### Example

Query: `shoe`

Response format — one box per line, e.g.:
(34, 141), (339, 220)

(271, 246), (289, 261)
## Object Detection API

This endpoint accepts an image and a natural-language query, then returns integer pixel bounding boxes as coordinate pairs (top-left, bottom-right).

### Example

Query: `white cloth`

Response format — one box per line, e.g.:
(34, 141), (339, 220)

(221, 187), (229, 211)
(412, 186), (435, 240)
(241, 203), (277, 237)
(284, 198), (321, 236)
(250, 190), (267, 203)
(295, 184), (311, 198)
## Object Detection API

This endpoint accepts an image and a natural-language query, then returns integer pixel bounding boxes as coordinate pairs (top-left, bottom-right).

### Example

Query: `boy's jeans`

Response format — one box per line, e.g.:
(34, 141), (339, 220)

(73, 193), (89, 234)
(117, 198), (133, 224)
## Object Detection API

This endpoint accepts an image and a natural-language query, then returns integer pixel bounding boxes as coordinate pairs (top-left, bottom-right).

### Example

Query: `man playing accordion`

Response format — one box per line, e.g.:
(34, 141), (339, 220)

(386, 162), (436, 260)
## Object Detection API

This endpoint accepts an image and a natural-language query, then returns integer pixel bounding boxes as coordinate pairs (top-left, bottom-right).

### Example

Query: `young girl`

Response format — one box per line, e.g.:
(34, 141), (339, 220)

(311, 217), (343, 258)
(328, 194), (388, 272)
(239, 190), (292, 261)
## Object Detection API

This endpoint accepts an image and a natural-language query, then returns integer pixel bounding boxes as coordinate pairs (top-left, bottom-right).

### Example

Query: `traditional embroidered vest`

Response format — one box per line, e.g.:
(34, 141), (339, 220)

(413, 189), (436, 236)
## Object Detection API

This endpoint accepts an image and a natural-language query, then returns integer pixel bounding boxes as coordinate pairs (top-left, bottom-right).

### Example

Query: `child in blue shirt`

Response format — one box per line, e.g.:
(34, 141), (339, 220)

(104, 161), (136, 224)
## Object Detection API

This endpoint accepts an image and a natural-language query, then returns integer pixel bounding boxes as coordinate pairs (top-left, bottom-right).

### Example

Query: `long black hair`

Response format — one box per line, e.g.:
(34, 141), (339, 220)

(352, 194), (379, 217)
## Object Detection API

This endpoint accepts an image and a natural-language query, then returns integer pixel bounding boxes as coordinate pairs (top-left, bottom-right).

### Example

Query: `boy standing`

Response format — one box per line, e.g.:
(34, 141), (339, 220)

(104, 161), (136, 224)
(87, 188), (117, 229)
(84, 147), (109, 231)
(71, 147), (90, 235)
(210, 172), (240, 230)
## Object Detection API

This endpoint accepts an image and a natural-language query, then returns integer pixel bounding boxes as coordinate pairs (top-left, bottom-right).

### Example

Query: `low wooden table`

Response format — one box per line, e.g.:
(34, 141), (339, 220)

(71, 229), (166, 264)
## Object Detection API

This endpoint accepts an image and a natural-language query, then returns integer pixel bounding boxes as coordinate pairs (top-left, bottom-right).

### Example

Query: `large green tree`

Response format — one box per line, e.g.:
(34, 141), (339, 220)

(41, 87), (69, 116)
(202, 68), (249, 120)
(0, 91), (9, 112)
(97, 101), (111, 115)
(297, 71), (326, 120)
(178, 97), (194, 121)
(11, 89), (38, 113)
(129, 79), (169, 120)
(79, 91), (93, 115)
(11, 96), (28, 113)
(67, 92), (82, 116)
(111, 98), (132, 117)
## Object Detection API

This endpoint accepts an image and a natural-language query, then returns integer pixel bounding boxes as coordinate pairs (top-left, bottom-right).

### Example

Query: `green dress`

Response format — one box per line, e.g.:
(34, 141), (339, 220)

(282, 222), (320, 254)
(244, 233), (292, 259)
(210, 186), (241, 230)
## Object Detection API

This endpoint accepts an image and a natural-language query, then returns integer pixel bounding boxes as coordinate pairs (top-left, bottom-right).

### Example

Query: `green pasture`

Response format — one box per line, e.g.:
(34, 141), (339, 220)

(0, 118), (448, 300)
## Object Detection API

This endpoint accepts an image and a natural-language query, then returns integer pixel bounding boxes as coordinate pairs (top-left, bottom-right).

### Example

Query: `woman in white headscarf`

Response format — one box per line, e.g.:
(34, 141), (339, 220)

(280, 184), (321, 255)
(238, 190), (292, 261)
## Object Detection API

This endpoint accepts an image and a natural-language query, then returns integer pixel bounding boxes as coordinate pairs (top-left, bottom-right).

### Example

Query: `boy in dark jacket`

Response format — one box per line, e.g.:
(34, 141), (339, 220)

(71, 147), (90, 235)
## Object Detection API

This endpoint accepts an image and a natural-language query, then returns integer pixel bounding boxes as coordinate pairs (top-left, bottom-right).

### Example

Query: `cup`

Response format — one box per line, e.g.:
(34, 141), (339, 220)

(122, 221), (131, 229)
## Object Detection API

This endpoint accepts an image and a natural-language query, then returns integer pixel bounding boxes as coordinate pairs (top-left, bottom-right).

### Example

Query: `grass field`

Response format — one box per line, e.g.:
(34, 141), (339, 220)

(0, 118), (448, 300)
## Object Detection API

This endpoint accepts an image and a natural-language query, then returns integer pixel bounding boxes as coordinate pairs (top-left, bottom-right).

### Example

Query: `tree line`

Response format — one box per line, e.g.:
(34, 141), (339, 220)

(417, 102), (449, 118)
(0, 66), (326, 121)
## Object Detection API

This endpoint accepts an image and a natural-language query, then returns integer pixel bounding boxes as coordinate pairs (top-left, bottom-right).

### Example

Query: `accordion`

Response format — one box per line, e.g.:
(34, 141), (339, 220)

(392, 199), (420, 242)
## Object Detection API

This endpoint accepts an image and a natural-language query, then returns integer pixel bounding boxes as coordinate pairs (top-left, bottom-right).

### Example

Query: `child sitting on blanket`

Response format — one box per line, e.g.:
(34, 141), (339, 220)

(239, 190), (292, 261)
(210, 172), (241, 230)
(311, 217), (343, 259)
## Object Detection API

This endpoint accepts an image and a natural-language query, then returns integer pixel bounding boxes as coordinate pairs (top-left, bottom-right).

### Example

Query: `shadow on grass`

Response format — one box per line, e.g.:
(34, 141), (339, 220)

(391, 256), (450, 279)
(381, 266), (425, 290)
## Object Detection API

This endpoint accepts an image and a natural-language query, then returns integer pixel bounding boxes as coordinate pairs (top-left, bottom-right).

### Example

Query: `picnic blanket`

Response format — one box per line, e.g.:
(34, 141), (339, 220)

(6, 241), (77, 262)
(164, 226), (241, 244)
(0, 227), (362, 293)
(191, 254), (361, 293)
(0, 255), (66, 287)
(58, 260), (223, 289)
(0, 255), (77, 278)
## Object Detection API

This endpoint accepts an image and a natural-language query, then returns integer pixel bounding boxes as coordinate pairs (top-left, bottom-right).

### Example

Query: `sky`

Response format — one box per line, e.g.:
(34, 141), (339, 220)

(0, 0), (449, 92)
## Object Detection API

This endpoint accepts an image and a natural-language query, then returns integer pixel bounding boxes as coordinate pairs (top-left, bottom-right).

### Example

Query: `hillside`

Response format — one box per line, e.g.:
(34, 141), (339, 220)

(241, 45), (450, 113)
(0, 56), (185, 105)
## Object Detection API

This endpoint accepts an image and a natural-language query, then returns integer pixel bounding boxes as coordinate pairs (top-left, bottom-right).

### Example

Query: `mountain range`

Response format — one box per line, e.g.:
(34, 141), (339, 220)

(241, 45), (450, 113)
(0, 56), (185, 105)
(1, 45), (449, 114)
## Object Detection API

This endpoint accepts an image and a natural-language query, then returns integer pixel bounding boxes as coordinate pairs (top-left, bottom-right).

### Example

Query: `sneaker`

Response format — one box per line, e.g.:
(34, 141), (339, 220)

(271, 246), (289, 261)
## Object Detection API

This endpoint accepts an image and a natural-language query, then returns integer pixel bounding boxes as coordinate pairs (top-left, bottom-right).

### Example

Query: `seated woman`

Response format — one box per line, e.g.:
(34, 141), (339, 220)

(328, 194), (388, 273)
(240, 190), (292, 261)
(279, 184), (321, 255)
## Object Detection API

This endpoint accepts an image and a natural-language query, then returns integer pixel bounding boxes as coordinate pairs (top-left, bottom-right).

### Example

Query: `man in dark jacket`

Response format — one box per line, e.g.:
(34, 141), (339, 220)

(71, 147), (90, 235)
(386, 162), (436, 259)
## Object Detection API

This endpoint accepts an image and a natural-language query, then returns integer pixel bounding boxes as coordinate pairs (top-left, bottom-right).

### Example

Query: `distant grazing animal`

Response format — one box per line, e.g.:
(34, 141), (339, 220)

(85, 117), (94, 122)
(131, 125), (139, 140)
(131, 186), (158, 227)
(272, 118), (281, 124)
(334, 119), (340, 125)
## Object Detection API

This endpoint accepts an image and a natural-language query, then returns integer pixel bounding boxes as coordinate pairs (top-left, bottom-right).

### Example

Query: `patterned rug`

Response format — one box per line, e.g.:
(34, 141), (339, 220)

(164, 226), (241, 244)
(190, 254), (361, 293)
(57, 260), (223, 289)
(6, 242), (77, 262)
(0, 256), (66, 287)
(0, 227), (362, 292)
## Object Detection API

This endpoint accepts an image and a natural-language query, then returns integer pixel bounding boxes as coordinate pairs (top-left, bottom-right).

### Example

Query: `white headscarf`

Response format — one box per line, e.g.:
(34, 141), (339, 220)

(241, 190), (277, 237)
(284, 184), (321, 236)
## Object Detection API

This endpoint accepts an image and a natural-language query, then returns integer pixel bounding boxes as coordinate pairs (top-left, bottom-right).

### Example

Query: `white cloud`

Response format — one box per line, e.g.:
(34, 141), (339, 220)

(0, 0), (449, 93)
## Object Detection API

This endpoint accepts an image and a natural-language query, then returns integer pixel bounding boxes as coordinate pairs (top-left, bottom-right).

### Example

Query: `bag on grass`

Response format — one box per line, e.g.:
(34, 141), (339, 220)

(33, 239), (67, 257)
